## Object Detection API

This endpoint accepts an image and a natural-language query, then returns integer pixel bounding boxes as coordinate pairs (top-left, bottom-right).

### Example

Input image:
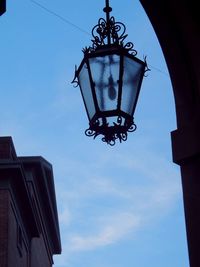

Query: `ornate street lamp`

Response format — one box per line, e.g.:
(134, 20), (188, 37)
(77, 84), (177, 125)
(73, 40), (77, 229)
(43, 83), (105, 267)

(72, 0), (149, 145)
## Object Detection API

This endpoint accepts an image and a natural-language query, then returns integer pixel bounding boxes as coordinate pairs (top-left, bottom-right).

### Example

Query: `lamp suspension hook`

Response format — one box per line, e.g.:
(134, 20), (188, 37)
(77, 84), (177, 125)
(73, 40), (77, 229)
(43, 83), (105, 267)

(103, 0), (112, 45)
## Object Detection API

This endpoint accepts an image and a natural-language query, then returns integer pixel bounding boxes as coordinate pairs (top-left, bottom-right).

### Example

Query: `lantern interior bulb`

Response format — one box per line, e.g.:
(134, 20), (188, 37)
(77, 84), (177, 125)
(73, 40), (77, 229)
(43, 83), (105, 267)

(108, 74), (116, 100)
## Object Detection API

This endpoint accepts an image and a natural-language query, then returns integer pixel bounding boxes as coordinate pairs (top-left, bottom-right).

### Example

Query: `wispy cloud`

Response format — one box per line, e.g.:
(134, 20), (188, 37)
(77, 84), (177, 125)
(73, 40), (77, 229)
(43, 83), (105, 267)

(59, 206), (72, 226)
(69, 212), (140, 251)
(54, 142), (181, 265)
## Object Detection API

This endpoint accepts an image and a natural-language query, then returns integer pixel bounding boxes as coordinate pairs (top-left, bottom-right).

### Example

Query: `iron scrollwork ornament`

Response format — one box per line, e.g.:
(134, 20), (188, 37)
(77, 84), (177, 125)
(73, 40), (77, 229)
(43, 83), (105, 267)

(82, 15), (138, 56)
(85, 116), (137, 146)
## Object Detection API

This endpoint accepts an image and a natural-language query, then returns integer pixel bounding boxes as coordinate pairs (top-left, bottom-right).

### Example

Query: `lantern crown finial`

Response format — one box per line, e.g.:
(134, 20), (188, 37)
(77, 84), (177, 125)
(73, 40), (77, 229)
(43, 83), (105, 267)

(80, 0), (138, 55)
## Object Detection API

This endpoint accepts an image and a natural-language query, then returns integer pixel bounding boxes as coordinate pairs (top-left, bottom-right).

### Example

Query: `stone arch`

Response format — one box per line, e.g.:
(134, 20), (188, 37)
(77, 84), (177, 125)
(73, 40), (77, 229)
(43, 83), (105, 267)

(140, 1), (200, 267)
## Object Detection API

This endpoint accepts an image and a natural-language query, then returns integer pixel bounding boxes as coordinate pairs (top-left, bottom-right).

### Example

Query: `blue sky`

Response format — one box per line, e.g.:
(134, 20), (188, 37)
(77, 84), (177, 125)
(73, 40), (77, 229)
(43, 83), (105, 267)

(0, 0), (189, 266)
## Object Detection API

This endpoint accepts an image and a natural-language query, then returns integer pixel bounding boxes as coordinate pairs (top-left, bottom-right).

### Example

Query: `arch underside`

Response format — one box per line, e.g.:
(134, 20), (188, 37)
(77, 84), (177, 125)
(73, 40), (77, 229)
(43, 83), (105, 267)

(140, 1), (200, 267)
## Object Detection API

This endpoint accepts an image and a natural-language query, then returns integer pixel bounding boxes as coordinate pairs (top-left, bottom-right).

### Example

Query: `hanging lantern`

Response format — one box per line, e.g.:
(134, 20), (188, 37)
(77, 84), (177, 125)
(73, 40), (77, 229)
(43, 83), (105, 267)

(72, 0), (149, 145)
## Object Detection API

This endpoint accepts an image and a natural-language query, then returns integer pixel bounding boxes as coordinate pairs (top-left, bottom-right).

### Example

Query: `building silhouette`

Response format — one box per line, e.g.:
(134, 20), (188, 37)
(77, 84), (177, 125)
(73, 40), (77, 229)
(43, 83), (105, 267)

(0, 137), (61, 267)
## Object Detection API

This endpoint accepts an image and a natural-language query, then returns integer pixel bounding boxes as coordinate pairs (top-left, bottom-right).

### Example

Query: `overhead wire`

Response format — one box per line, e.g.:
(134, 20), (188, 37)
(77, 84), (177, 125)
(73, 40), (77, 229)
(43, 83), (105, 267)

(30, 0), (169, 78)
(30, 0), (90, 36)
(148, 65), (169, 77)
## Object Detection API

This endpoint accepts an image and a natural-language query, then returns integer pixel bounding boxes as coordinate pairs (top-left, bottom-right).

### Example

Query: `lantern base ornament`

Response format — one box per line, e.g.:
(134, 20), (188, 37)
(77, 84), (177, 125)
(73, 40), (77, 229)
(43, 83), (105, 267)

(85, 115), (136, 146)
(72, 0), (149, 145)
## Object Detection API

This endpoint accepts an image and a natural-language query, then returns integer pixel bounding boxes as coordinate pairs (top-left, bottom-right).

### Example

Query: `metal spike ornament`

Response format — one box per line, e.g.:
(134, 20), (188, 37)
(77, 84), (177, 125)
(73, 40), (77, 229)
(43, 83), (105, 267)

(72, 0), (149, 145)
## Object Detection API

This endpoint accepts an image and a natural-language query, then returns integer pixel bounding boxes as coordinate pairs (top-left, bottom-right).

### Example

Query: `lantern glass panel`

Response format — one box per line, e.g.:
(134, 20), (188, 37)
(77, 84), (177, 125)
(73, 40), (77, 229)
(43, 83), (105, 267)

(121, 56), (144, 116)
(89, 54), (120, 112)
(79, 62), (96, 120)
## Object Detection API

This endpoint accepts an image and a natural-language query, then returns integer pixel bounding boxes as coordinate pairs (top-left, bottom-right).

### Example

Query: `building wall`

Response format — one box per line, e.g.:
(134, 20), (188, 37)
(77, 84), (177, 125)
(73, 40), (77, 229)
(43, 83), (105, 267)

(0, 137), (61, 267)
(0, 189), (30, 267)
(0, 185), (56, 267)
(0, 190), (9, 267)
(30, 235), (52, 267)
(8, 201), (29, 267)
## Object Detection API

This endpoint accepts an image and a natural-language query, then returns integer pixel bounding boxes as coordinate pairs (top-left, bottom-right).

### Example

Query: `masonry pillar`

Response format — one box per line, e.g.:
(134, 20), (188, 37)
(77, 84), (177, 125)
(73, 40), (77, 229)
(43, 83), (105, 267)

(140, 1), (200, 266)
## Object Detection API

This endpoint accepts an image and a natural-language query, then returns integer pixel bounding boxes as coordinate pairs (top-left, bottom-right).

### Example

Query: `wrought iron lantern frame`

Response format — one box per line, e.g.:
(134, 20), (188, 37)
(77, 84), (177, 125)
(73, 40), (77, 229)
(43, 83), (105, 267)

(72, 0), (149, 145)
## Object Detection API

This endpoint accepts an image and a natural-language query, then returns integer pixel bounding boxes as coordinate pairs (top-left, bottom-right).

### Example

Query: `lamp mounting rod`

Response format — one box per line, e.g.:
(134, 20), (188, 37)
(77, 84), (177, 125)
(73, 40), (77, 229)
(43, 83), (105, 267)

(103, 0), (112, 45)
(103, 0), (112, 14)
